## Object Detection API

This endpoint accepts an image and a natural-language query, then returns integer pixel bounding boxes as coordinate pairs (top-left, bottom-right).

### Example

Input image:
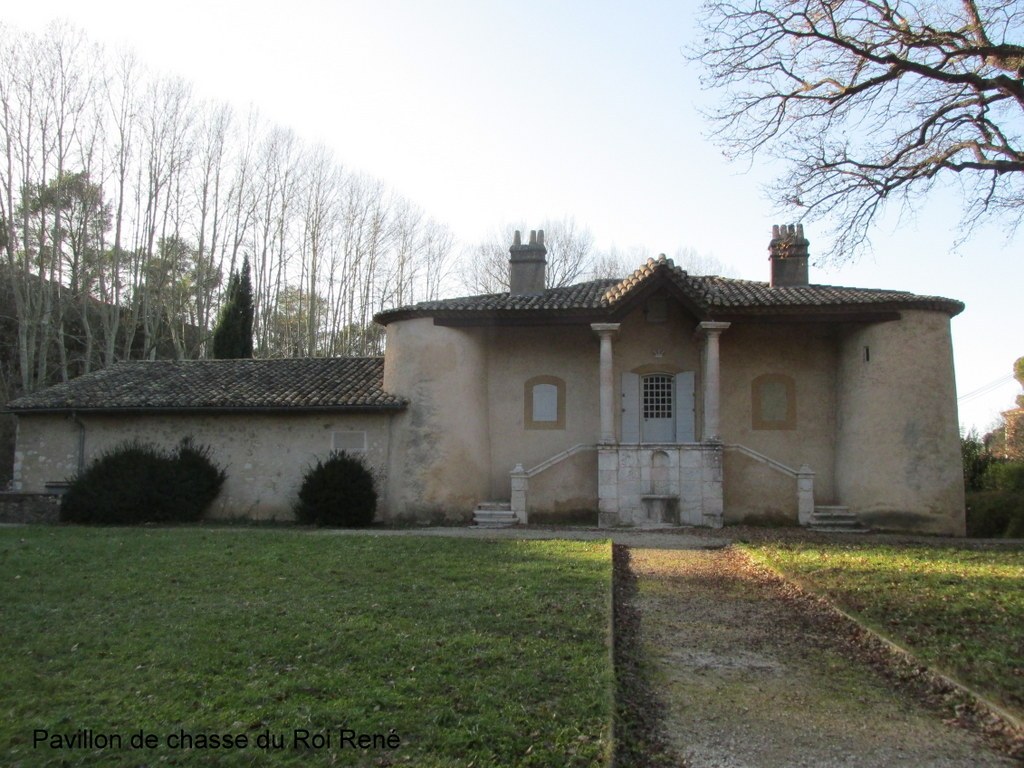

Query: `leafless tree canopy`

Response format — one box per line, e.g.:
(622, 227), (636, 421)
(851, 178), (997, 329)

(694, 0), (1024, 261)
(461, 217), (596, 294)
(0, 21), (456, 394)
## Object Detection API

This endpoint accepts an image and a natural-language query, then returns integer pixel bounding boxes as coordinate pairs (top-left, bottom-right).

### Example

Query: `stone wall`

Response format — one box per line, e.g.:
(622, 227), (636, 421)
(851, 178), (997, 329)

(0, 493), (60, 523)
(12, 411), (395, 521)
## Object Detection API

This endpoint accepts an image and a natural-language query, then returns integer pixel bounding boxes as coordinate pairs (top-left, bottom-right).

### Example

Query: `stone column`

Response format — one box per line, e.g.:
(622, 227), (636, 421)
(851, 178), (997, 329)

(696, 321), (731, 441)
(591, 323), (621, 445)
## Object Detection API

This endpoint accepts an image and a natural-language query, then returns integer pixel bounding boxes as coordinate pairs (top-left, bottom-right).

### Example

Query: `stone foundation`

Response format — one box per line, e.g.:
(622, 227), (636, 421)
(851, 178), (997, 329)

(598, 442), (724, 528)
(0, 493), (61, 523)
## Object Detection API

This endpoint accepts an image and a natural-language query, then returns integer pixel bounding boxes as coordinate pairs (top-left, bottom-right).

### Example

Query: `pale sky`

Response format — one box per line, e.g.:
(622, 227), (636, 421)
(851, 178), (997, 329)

(6, 0), (1022, 433)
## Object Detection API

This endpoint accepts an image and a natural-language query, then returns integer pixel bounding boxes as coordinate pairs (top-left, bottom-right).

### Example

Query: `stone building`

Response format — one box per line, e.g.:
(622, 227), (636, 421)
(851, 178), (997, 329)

(6, 225), (966, 534)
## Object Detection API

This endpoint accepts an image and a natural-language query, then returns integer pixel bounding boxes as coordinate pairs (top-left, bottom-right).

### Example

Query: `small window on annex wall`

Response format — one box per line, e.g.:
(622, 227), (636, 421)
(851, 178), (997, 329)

(333, 431), (367, 453)
(524, 375), (566, 430)
(751, 374), (796, 430)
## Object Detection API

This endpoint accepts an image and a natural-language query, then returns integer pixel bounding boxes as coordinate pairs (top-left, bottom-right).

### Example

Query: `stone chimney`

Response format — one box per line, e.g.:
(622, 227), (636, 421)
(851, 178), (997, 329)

(769, 224), (809, 287)
(509, 229), (547, 295)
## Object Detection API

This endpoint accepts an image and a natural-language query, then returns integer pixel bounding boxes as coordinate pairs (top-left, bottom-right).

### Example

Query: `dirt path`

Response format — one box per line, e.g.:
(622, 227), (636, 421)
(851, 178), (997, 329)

(626, 546), (1018, 767)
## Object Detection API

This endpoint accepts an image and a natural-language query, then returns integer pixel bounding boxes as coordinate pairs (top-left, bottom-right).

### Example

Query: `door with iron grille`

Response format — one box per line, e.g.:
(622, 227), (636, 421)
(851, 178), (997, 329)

(642, 374), (675, 442)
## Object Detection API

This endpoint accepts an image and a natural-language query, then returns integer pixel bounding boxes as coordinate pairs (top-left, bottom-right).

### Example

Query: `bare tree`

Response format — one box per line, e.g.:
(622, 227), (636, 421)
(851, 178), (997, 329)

(587, 245), (651, 281)
(671, 246), (737, 277)
(0, 20), (460, 379)
(417, 219), (456, 302)
(694, 0), (1024, 262)
(191, 101), (232, 348)
(97, 47), (141, 368)
(462, 216), (596, 294)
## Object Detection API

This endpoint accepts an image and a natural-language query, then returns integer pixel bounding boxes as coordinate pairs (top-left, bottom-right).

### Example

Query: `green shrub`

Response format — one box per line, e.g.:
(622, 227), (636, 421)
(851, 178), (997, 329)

(61, 438), (225, 525)
(295, 451), (377, 527)
(965, 490), (1024, 538)
(961, 429), (994, 492)
(171, 438), (227, 521)
(982, 461), (1024, 492)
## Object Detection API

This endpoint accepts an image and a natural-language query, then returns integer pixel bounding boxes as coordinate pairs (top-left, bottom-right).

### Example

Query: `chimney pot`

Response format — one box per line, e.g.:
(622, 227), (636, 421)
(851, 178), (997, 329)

(509, 226), (548, 295)
(769, 223), (810, 287)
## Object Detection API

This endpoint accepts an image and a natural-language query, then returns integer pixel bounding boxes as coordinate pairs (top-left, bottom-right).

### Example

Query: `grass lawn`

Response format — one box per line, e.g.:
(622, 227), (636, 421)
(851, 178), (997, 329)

(0, 528), (613, 767)
(745, 541), (1024, 717)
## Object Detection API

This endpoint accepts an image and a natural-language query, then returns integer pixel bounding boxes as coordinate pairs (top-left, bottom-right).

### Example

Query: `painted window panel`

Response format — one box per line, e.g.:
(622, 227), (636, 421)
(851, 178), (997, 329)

(532, 383), (558, 422)
(760, 380), (789, 422)
(752, 373), (796, 430)
(524, 376), (566, 430)
(333, 431), (367, 453)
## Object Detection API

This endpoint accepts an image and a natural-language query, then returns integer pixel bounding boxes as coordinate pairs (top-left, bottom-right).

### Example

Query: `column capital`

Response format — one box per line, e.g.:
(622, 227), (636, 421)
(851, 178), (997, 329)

(695, 320), (731, 339)
(591, 322), (621, 338)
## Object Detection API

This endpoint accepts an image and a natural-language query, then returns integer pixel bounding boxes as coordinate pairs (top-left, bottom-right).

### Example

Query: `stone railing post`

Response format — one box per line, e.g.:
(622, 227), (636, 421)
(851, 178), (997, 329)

(797, 464), (815, 526)
(510, 463), (528, 524)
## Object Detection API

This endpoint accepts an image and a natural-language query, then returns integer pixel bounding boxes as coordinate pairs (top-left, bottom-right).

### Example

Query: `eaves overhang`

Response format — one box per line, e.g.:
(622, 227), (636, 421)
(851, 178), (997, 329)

(5, 403), (408, 416)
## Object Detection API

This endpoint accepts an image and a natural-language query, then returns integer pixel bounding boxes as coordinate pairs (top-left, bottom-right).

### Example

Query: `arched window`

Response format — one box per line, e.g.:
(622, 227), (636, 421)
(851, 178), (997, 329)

(524, 376), (566, 430)
(752, 373), (796, 430)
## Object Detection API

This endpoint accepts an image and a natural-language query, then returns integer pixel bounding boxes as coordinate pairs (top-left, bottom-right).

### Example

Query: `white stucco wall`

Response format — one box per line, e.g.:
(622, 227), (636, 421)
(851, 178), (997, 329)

(835, 310), (965, 534)
(382, 318), (491, 521)
(484, 325), (600, 499)
(718, 323), (838, 519)
(13, 411), (394, 521)
(380, 298), (964, 533)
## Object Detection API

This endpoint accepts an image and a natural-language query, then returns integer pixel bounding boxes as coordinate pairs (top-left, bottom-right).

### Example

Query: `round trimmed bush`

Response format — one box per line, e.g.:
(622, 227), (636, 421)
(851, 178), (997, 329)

(170, 438), (228, 521)
(61, 438), (225, 524)
(295, 451), (377, 527)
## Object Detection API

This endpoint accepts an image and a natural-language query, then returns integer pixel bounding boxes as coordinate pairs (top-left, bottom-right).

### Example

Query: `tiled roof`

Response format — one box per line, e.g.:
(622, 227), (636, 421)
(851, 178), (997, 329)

(375, 256), (963, 324)
(6, 357), (405, 413)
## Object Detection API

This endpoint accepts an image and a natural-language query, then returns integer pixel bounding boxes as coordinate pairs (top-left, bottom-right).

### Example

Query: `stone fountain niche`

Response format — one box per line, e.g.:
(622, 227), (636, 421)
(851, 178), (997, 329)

(642, 450), (679, 525)
(598, 444), (724, 528)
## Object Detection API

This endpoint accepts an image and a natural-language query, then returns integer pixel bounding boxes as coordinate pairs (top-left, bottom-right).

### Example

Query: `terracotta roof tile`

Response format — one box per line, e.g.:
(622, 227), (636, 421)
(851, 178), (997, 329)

(7, 357), (405, 413)
(374, 255), (963, 323)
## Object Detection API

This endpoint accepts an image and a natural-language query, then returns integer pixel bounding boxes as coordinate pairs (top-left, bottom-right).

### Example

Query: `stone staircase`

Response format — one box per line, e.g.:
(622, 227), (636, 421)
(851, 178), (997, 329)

(809, 505), (866, 533)
(473, 501), (518, 528)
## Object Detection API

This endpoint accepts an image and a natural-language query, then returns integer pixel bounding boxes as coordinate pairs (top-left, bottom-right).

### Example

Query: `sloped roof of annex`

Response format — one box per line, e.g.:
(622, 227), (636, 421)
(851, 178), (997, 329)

(6, 357), (406, 414)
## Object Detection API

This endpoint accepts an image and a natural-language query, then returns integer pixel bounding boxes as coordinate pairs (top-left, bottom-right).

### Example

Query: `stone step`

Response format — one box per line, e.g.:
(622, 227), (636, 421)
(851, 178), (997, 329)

(473, 501), (518, 528)
(810, 505), (867, 533)
(476, 501), (512, 511)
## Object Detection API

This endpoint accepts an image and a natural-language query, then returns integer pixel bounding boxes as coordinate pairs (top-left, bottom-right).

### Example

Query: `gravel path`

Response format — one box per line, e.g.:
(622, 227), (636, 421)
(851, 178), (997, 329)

(627, 546), (1018, 767)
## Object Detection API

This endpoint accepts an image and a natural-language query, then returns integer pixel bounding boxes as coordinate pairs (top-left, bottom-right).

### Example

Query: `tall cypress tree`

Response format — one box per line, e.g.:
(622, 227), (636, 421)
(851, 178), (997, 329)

(212, 256), (254, 359)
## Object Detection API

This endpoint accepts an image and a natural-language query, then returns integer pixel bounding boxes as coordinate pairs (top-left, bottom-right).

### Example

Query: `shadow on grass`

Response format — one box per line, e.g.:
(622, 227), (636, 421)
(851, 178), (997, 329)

(612, 543), (681, 768)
